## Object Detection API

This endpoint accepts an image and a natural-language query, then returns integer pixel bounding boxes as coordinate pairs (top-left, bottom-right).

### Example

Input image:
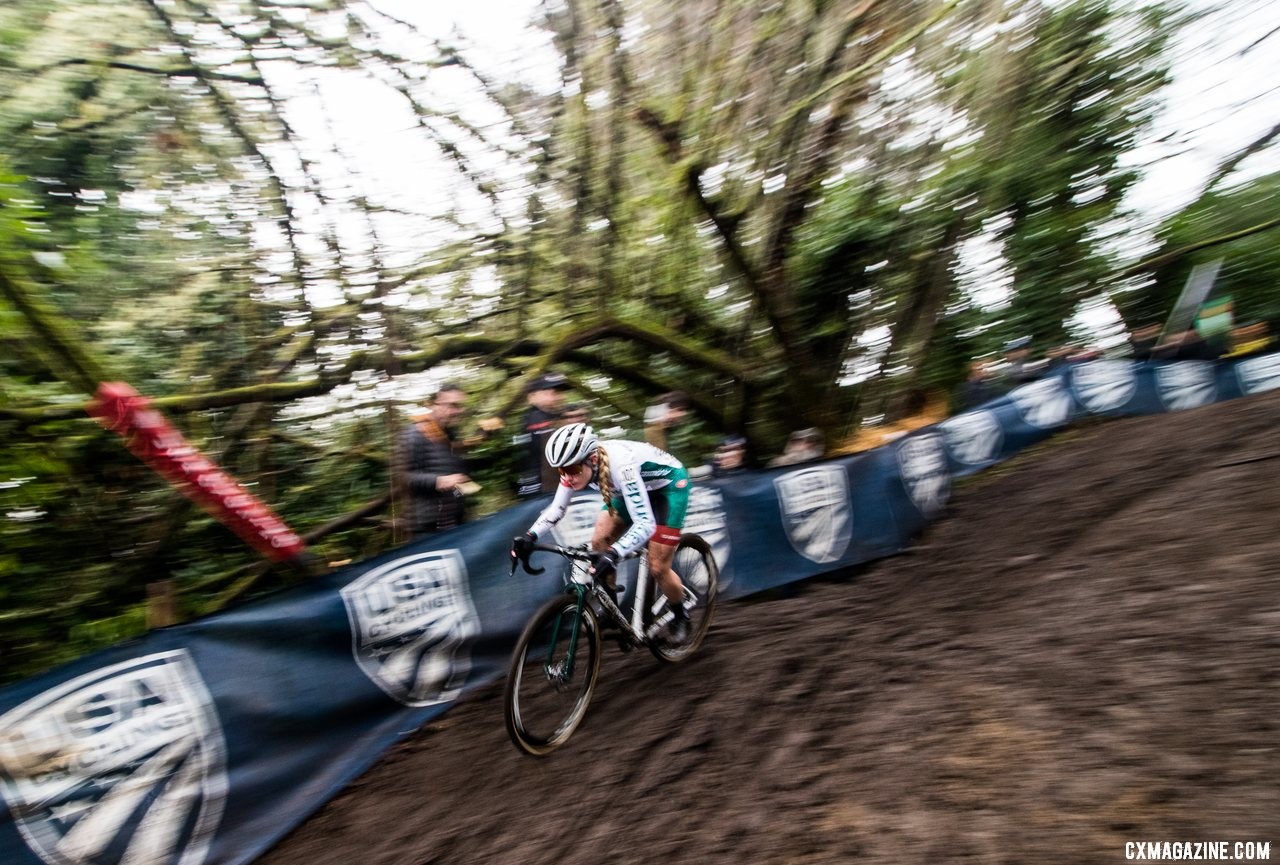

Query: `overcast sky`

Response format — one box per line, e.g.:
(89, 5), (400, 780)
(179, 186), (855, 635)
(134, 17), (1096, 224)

(1123, 0), (1279, 220)
(268, 0), (1275, 411)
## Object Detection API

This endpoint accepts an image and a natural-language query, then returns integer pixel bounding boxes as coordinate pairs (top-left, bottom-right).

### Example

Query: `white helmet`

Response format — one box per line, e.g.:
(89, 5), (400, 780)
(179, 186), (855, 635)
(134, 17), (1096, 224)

(545, 423), (598, 468)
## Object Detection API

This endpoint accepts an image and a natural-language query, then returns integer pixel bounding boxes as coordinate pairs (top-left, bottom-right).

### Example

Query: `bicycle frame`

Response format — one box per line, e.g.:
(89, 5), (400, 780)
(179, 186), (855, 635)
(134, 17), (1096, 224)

(527, 543), (666, 659)
(506, 533), (717, 755)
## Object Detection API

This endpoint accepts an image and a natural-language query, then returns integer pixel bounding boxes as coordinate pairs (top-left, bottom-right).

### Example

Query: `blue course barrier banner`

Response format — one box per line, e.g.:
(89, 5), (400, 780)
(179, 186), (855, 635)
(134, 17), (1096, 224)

(1, 352), (1278, 865)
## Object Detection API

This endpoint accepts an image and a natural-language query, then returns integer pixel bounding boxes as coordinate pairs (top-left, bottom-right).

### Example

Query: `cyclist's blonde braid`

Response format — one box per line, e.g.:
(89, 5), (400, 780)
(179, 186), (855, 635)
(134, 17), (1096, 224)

(596, 445), (618, 516)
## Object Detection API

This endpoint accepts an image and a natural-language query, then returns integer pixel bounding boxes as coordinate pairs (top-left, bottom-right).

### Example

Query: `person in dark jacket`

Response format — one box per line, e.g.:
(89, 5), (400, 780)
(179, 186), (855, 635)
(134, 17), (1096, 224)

(515, 372), (572, 499)
(398, 383), (476, 539)
(999, 336), (1046, 386)
(955, 360), (1002, 411)
(1153, 328), (1220, 361)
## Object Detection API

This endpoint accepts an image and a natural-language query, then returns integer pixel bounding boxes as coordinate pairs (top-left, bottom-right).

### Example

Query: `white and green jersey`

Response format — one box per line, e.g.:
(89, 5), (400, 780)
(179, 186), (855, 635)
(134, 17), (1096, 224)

(530, 439), (690, 557)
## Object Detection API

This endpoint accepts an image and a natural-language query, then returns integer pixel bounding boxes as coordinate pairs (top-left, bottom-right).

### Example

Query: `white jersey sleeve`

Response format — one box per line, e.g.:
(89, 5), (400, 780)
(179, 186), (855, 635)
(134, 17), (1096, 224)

(528, 478), (575, 539)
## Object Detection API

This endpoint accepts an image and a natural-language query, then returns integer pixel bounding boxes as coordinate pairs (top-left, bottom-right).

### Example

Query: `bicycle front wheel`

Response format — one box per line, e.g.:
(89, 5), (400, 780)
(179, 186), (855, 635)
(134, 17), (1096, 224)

(647, 533), (719, 664)
(504, 593), (602, 757)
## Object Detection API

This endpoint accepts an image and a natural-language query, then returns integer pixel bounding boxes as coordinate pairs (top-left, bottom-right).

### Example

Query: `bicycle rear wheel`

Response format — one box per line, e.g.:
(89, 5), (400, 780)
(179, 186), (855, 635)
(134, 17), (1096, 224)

(504, 592), (602, 756)
(647, 533), (719, 664)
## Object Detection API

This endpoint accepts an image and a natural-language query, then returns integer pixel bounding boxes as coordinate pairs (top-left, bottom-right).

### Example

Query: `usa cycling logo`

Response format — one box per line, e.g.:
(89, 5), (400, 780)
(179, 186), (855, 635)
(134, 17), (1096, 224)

(1236, 352), (1280, 395)
(774, 464), (851, 564)
(1072, 360), (1137, 413)
(341, 550), (481, 706)
(939, 410), (1003, 467)
(1155, 360), (1217, 411)
(1008, 377), (1074, 429)
(0, 650), (228, 865)
(897, 432), (950, 516)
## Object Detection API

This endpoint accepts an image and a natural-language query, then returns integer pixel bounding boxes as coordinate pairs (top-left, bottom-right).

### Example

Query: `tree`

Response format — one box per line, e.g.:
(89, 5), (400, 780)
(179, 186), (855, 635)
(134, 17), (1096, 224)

(0, 0), (521, 679)
(1118, 172), (1280, 332)
(0, 0), (1212, 682)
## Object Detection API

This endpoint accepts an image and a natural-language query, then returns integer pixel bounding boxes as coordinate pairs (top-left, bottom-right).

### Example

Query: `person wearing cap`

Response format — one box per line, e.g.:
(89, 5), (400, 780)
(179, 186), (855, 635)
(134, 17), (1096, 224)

(711, 435), (749, 478)
(515, 371), (572, 499)
(1000, 336), (1046, 386)
(769, 428), (824, 467)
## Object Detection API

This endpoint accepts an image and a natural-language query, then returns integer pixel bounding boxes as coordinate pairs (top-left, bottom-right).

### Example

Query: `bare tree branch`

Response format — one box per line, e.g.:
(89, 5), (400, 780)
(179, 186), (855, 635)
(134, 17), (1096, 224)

(1200, 120), (1280, 195)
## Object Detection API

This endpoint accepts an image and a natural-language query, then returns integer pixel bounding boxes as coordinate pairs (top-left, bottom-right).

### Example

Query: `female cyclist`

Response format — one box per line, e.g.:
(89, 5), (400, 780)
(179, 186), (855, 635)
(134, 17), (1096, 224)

(510, 423), (693, 642)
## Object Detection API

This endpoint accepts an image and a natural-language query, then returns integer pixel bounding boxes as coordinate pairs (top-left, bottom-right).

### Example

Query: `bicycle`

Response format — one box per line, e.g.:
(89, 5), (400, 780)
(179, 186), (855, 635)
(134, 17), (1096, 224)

(504, 534), (719, 756)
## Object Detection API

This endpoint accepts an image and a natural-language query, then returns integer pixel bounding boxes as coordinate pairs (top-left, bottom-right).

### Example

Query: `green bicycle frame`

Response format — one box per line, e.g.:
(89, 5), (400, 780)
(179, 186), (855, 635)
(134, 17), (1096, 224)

(541, 583), (589, 679)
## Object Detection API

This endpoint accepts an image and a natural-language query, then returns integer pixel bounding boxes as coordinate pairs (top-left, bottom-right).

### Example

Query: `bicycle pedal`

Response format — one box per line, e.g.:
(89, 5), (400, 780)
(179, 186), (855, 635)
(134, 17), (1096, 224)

(615, 635), (634, 653)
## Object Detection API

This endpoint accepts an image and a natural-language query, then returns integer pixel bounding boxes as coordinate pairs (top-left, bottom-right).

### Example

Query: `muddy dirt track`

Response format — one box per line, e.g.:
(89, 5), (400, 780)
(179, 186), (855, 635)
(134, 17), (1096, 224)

(262, 389), (1280, 865)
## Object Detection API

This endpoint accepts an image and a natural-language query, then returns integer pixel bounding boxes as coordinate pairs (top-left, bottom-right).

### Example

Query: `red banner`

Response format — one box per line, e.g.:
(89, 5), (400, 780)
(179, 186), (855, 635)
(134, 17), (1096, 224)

(88, 382), (306, 563)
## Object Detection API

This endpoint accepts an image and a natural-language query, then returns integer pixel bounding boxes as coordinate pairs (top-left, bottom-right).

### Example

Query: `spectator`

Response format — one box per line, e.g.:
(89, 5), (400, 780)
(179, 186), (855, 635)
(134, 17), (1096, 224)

(954, 360), (1001, 411)
(1130, 325), (1220, 362)
(397, 383), (478, 540)
(643, 391), (689, 449)
(561, 402), (590, 426)
(1152, 329), (1218, 361)
(999, 336), (1046, 386)
(1067, 345), (1103, 363)
(1128, 324), (1161, 361)
(515, 371), (572, 499)
(711, 435), (749, 478)
(769, 428), (824, 467)
(644, 390), (702, 465)
(1045, 343), (1082, 371)
(1223, 321), (1274, 359)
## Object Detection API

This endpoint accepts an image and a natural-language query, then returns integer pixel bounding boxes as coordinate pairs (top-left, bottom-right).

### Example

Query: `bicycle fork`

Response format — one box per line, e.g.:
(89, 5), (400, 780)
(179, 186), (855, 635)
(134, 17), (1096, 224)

(542, 585), (589, 686)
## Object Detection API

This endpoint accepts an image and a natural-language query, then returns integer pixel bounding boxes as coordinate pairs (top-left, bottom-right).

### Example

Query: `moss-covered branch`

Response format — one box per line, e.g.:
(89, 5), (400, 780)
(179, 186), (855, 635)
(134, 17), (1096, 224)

(0, 270), (108, 393)
(1116, 216), (1280, 279)
(29, 58), (265, 85)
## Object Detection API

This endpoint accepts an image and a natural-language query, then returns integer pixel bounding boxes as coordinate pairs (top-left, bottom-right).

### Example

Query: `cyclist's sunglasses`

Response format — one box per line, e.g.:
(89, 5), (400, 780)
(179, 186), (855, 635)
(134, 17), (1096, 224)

(557, 460), (591, 477)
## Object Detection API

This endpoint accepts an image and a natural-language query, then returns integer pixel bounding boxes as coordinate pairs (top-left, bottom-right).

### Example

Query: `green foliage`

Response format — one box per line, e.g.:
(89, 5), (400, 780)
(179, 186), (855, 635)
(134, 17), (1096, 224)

(1121, 172), (1280, 330)
(945, 0), (1175, 349)
(0, 0), (1261, 686)
(790, 180), (900, 375)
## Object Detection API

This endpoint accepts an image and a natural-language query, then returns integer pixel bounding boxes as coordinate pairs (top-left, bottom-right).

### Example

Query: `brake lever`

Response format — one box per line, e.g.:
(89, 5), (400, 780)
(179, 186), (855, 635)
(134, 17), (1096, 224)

(509, 548), (544, 576)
